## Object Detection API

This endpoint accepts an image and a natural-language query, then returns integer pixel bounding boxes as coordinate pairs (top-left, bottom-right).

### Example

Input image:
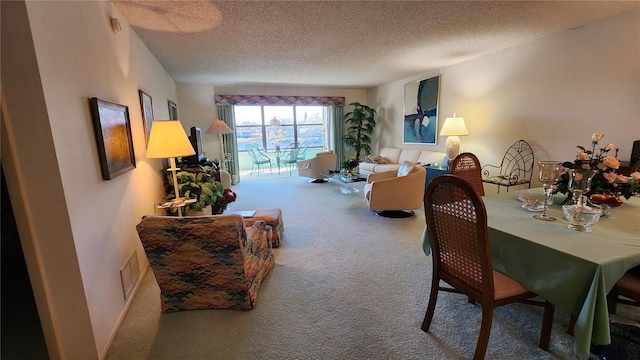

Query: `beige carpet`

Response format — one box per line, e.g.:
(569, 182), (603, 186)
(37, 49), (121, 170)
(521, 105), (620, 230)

(106, 174), (637, 359)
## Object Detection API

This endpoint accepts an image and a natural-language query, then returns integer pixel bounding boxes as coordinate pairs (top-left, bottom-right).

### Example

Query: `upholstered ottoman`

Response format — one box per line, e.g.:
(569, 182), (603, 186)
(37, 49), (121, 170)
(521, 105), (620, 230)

(243, 209), (284, 247)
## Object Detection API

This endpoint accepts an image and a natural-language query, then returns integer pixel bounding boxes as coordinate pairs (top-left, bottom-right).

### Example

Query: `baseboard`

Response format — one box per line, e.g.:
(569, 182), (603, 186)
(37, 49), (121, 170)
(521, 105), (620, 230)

(98, 263), (150, 360)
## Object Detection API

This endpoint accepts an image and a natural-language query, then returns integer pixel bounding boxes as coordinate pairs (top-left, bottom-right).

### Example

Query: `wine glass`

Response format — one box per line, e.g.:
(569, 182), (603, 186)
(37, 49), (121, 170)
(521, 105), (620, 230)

(567, 169), (598, 207)
(534, 161), (562, 221)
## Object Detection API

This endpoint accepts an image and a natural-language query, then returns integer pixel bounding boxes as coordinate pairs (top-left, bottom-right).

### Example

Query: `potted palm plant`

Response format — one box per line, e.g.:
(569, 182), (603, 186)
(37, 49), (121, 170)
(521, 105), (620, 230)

(343, 102), (377, 161)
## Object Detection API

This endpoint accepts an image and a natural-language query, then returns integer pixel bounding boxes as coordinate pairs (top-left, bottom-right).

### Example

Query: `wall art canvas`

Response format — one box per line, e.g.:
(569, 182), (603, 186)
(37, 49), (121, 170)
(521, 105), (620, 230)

(403, 75), (440, 145)
(168, 100), (178, 120)
(139, 90), (154, 145)
(90, 97), (136, 180)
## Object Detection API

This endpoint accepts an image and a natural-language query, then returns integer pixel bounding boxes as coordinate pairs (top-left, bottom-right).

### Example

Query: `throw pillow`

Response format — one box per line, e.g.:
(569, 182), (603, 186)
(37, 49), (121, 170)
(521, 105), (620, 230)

(364, 155), (376, 163)
(367, 155), (390, 164)
(397, 161), (419, 177)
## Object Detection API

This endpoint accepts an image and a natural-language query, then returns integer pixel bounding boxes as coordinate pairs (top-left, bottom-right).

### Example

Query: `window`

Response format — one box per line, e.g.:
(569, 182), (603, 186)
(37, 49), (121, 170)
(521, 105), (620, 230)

(234, 105), (328, 151)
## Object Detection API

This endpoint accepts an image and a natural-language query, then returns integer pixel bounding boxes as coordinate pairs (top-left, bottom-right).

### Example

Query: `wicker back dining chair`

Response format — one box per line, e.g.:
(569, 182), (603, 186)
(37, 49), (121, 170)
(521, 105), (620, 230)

(422, 175), (554, 359)
(607, 267), (640, 314)
(450, 152), (485, 197)
(481, 140), (534, 192)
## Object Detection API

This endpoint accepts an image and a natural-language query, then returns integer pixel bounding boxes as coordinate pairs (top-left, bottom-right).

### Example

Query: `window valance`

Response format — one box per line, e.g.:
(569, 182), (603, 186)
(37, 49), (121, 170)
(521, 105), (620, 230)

(215, 95), (345, 106)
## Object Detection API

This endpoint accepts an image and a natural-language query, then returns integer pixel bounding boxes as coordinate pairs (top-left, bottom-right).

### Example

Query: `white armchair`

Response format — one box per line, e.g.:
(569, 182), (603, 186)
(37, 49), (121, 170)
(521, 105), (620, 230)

(297, 150), (337, 183)
(363, 161), (426, 217)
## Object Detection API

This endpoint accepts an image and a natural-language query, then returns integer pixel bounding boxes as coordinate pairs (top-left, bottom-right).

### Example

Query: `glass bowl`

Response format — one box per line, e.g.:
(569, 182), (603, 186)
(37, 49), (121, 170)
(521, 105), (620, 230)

(562, 204), (601, 232)
(518, 189), (553, 211)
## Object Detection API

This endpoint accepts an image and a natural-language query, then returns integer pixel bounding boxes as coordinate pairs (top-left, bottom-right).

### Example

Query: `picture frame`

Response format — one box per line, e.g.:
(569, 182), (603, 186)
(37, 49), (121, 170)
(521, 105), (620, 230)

(90, 97), (136, 180)
(403, 75), (440, 145)
(168, 100), (178, 120)
(139, 90), (154, 145)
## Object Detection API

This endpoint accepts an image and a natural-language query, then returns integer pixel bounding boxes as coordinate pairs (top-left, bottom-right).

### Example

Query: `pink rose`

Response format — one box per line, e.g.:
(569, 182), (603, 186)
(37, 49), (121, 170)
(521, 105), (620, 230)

(558, 165), (566, 174)
(603, 172), (618, 183)
(602, 156), (620, 169)
(616, 174), (628, 183)
(576, 151), (589, 160)
(592, 133), (604, 143)
(605, 143), (617, 151)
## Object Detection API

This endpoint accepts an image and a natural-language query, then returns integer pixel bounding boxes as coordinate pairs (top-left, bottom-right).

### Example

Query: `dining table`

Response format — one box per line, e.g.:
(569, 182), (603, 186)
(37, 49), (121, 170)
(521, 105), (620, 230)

(422, 190), (640, 360)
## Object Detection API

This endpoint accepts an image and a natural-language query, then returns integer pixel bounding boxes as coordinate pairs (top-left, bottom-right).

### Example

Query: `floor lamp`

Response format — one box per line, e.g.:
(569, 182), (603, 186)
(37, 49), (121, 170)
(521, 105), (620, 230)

(146, 120), (196, 216)
(206, 119), (234, 171)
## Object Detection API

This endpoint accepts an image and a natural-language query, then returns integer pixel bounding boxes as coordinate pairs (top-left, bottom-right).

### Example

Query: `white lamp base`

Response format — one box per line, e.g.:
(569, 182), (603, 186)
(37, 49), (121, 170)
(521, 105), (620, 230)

(445, 136), (461, 161)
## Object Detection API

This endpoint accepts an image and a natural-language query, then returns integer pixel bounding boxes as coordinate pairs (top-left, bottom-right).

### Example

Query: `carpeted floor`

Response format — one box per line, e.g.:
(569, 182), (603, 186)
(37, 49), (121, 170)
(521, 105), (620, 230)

(106, 174), (637, 359)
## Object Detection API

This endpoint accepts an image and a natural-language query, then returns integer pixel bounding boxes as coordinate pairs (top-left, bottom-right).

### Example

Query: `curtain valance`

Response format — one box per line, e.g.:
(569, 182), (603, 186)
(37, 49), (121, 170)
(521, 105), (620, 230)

(215, 95), (345, 106)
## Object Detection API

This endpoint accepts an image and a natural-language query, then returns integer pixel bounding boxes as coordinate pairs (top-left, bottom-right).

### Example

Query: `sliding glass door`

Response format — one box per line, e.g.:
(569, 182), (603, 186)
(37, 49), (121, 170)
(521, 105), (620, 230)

(234, 105), (330, 151)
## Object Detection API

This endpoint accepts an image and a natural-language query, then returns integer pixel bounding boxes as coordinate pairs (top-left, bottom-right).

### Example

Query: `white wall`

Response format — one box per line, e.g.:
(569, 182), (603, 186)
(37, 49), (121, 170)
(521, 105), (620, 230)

(176, 83), (218, 159)
(3, 1), (177, 358)
(370, 11), (640, 193)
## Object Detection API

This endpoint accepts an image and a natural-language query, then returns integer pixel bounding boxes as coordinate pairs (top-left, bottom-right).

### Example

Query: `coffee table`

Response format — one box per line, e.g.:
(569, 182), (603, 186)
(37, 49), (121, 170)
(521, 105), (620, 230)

(322, 172), (367, 195)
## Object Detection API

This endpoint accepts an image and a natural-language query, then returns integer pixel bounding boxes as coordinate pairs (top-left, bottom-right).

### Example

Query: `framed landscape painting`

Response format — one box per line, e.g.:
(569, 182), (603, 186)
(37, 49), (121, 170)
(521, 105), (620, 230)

(403, 75), (440, 145)
(139, 90), (154, 145)
(90, 98), (136, 180)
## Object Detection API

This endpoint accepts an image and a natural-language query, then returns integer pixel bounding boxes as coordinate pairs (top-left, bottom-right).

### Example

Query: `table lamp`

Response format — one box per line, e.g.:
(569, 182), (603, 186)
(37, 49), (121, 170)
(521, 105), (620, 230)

(439, 113), (469, 167)
(206, 119), (234, 171)
(146, 120), (195, 215)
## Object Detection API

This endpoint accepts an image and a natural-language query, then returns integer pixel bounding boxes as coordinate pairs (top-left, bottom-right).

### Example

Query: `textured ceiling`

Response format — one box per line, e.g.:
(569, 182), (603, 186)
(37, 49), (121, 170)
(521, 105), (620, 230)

(112, 1), (640, 89)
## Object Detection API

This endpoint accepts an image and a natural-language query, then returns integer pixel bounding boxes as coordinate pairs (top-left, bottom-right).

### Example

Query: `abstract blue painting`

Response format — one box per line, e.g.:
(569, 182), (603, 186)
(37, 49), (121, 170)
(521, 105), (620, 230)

(403, 75), (440, 145)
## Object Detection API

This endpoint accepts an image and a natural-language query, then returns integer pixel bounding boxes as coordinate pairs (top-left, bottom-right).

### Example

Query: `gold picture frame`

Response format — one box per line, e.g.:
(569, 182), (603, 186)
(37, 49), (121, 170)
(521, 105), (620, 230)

(90, 97), (136, 180)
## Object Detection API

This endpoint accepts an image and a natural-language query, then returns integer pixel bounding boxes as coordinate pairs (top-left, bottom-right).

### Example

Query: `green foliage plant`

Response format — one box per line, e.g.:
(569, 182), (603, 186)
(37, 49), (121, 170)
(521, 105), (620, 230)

(162, 165), (224, 214)
(343, 102), (377, 161)
(341, 156), (359, 171)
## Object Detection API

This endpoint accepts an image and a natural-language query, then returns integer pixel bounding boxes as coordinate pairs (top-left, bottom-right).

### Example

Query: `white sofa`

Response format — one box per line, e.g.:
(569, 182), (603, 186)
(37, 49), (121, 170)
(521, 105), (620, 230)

(358, 147), (446, 175)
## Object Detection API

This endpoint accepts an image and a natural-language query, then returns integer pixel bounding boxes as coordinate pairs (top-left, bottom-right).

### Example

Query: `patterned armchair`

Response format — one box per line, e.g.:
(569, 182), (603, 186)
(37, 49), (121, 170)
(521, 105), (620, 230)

(136, 214), (275, 312)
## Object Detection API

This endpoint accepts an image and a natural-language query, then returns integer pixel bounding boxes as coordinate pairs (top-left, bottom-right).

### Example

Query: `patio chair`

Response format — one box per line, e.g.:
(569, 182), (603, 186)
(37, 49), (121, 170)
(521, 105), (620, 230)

(422, 175), (554, 359)
(481, 140), (534, 192)
(451, 152), (484, 196)
(296, 141), (309, 161)
(280, 143), (301, 175)
(245, 144), (272, 176)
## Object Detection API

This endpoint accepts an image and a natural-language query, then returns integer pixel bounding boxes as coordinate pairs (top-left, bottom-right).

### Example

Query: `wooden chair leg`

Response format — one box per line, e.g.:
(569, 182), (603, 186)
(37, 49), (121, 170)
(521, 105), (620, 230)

(607, 289), (619, 314)
(567, 314), (576, 336)
(422, 279), (440, 332)
(539, 301), (554, 351)
(474, 305), (493, 360)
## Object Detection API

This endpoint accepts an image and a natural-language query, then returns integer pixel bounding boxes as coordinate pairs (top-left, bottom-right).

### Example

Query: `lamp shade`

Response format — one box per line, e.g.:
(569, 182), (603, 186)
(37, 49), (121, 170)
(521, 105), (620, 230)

(146, 120), (195, 159)
(205, 119), (233, 134)
(439, 114), (469, 136)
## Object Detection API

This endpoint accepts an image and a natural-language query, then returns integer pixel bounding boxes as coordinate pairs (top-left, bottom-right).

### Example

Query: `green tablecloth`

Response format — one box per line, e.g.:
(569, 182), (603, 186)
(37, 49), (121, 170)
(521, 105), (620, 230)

(422, 191), (640, 359)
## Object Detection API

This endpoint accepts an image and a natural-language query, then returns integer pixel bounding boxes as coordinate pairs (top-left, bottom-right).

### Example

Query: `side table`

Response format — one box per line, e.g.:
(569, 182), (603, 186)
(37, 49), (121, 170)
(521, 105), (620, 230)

(424, 166), (449, 187)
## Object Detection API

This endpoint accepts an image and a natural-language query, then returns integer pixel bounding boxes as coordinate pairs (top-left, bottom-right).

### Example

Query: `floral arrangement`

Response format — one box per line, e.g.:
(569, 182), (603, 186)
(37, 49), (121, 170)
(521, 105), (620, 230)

(554, 133), (640, 200)
(342, 156), (359, 171)
(212, 188), (237, 214)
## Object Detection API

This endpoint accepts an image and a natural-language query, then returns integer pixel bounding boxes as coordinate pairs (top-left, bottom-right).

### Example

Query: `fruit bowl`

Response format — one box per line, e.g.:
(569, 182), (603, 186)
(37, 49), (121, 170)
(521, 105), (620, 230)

(588, 194), (623, 207)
